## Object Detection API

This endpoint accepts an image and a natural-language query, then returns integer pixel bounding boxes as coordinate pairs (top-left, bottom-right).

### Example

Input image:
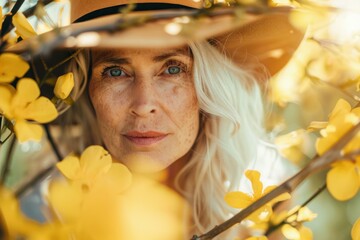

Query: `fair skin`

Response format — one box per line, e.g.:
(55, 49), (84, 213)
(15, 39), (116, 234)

(89, 46), (199, 175)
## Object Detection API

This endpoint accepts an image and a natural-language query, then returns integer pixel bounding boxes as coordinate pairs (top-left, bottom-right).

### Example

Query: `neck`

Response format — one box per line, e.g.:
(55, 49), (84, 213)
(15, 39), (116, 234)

(165, 153), (190, 191)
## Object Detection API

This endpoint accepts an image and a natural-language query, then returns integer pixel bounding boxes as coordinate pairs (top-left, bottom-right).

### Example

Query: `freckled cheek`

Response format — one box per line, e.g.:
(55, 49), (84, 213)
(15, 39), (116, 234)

(168, 86), (199, 145)
(89, 86), (128, 131)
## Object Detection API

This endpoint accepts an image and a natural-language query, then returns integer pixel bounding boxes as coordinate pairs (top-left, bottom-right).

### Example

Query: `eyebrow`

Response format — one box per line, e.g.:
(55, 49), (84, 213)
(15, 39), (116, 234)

(92, 47), (191, 66)
(92, 50), (130, 66)
(95, 57), (130, 65)
(152, 48), (191, 62)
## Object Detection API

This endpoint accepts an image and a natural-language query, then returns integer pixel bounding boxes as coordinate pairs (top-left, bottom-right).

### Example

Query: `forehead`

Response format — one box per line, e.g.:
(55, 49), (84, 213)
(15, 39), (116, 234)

(91, 46), (192, 65)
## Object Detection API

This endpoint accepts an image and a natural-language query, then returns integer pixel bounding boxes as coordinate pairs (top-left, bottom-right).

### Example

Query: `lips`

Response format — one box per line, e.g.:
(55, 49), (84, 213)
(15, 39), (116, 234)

(124, 131), (168, 146)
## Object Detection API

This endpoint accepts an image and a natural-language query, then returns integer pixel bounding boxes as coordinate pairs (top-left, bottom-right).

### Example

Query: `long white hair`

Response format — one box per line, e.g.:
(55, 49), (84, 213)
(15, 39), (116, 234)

(175, 41), (267, 235)
(61, 40), (268, 237)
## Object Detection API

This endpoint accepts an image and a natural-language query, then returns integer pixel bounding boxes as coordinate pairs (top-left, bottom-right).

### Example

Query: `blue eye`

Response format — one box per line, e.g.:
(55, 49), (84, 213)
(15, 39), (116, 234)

(166, 66), (181, 75)
(109, 68), (123, 77)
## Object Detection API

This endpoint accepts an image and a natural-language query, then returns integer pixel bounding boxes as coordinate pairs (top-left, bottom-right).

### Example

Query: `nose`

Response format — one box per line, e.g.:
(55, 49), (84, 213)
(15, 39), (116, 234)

(129, 80), (157, 117)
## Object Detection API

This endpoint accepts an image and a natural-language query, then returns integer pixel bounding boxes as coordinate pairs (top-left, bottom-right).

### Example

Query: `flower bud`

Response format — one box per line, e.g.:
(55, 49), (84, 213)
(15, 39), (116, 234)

(54, 72), (75, 100)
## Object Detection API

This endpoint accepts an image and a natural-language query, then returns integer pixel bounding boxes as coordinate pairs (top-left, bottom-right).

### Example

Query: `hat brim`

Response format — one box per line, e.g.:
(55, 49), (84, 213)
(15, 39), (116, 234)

(9, 6), (304, 76)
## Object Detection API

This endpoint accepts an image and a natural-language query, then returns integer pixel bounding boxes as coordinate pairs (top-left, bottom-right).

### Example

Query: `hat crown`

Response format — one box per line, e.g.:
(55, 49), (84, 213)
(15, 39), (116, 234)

(70, 0), (202, 22)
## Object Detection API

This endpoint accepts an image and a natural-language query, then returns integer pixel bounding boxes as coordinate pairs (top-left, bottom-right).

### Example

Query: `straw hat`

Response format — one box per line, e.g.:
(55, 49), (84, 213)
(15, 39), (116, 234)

(11, 0), (304, 79)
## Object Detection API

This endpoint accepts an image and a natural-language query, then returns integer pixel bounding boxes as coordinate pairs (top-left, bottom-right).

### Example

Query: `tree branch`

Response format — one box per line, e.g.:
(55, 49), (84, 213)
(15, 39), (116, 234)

(44, 124), (62, 162)
(191, 121), (360, 240)
(15, 5), (273, 60)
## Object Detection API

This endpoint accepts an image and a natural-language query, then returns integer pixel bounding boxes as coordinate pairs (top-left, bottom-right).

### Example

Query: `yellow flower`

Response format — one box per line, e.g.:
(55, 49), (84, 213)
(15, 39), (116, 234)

(225, 170), (291, 224)
(309, 99), (360, 201)
(270, 206), (317, 230)
(289, 5), (328, 32)
(54, 72), (74, 100)
(0, 53), (29, 83)
(28, 222), (72, 240)
(56, 145), (132, 193)
(352, 218), (360, 240)
(274, 129), (308, 164)
(49, 146), (188, 239)
(295, 207), (317, 222)
(281, 224), (313, 240)
(0, 78), (58, 142)
(12, 12), (37, 39)
(311, 99), (360, 156)
(0, 6), (3, 31)
(245, 236), (268, 240)
(0, 187), (41, 238)
(49, 145), (132, 234)
(270, 205), (315, 240)
(326, 158), (360, 201)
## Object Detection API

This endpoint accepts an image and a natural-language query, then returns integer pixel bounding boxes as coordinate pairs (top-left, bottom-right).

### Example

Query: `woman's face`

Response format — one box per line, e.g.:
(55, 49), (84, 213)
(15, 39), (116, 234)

(90, 47), (199, 172)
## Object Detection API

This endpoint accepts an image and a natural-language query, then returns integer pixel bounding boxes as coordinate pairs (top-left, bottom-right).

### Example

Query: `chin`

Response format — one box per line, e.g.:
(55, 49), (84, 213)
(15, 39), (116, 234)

(120, 152), (172, 173)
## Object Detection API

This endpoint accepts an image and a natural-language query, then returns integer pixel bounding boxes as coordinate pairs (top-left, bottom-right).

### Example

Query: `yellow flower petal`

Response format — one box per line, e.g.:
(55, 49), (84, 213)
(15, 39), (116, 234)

(12, 12), (37, 40)
(0, 53), (29, 83)
(307, 121), (328, 132)
(48, 180), (83, 223)
(79, 145), (112, 178)
(0, 7), (2, 30)
(0, 187), (41, 237)
(224, 191), (253, 209)
(25, 97), (58, 123)
(314, 99), (359, 156)
(326, 161), (359, 201)
(281, 224), (300, 240)
(12, 78), (40, 109)
(54, 72), (75, 99)
(98, 163), (132, 193)
(245, 236), (268, 240)
(297, 207), (317, 222)
(329, 99), (352, 119)
(274, 129), (307, 164)
(316, 134), (338, 156)
(14, 120), (43, 142)
(289, 7), (327, 32)
(0, 84), (15, 117)
(264, 185), (291, 204)
(246, 170), (263, 199)
(299, 225), (313, 240)
(57, 156), (81, 180)
(352, 218), (360, 240)
(248, 205), (272, 223)
(271, 209), (289, 225)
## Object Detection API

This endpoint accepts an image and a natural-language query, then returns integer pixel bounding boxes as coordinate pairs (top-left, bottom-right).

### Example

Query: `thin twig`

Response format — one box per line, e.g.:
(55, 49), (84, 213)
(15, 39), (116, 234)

(0, 136), (16, 185)
(298, 183), (327, 209)
(44, 124), (62, 162)
(191, 121), (360, 240)
(15, 165), (54, 197)
(265, 183), (327, 236)
(40, 49), (82, 85)
(0, 0), (25, 37)
(23, 0), (54, 18)
(0, 117), (13, 145)
(342, 149), (360, 159)
(14, 124), (62, 196)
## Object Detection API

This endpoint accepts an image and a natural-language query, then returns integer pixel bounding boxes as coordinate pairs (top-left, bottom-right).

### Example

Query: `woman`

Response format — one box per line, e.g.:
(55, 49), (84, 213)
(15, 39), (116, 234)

(65, 41), (265, 235)
(18, 0), (303, 238)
